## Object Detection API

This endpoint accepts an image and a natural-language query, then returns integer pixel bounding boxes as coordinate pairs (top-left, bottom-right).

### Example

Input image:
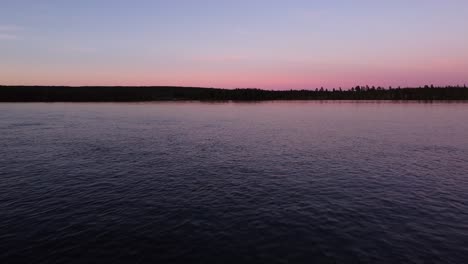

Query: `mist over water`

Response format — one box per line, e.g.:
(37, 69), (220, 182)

(1, 102), (467, 263)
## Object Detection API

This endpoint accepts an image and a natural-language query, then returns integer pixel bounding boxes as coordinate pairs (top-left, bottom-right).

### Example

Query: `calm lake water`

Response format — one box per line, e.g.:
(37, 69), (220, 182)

(1, 101), (467, 263)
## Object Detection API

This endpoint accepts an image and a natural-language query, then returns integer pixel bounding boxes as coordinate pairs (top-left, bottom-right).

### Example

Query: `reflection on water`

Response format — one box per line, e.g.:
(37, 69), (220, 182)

(1, 101), (467, 263)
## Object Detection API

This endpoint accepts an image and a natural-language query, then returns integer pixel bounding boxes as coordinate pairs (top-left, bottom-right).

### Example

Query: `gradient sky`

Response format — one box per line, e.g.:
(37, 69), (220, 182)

(1, 0), (467, 89)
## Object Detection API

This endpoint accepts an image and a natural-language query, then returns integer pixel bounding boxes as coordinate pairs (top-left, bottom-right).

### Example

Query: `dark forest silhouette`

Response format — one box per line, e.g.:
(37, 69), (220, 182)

(0, 85), (467, 102)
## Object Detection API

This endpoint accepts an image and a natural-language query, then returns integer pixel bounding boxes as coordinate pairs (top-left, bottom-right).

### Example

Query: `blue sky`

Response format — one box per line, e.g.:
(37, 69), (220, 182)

(1, 0), (467, 89)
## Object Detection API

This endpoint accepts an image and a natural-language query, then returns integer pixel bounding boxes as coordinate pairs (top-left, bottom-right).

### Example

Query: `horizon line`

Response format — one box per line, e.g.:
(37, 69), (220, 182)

(1, 84), (467, 91)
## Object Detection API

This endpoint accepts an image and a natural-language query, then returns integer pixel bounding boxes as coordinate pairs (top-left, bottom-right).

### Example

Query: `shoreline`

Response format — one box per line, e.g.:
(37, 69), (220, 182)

(1, 85), (468, 102)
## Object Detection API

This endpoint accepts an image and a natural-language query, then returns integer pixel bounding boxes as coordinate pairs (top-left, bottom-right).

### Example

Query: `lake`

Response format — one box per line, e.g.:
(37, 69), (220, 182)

(1, 101), (467, 263)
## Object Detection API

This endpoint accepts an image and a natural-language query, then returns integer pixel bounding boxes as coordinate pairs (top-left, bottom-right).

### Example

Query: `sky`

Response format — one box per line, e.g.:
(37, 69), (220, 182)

(1, 0), (467, 89)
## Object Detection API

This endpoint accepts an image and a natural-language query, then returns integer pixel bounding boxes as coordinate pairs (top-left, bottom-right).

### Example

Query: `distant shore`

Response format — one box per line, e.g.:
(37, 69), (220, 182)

(1, 85), (467, 102)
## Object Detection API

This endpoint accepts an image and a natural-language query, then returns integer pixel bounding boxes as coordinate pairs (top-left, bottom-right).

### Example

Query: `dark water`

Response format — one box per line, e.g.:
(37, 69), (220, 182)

(1, 102), (467, 263)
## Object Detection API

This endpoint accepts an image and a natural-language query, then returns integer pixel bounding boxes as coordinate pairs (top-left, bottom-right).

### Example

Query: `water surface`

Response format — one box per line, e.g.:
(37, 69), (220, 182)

(1, 101), (467, 263)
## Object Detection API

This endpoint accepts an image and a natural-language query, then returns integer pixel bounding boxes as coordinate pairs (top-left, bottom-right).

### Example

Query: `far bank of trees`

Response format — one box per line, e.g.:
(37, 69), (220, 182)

(0, 85), (467, 102)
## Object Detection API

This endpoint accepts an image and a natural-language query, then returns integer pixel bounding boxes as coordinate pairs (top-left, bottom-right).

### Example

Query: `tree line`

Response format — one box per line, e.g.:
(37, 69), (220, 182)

(0, 85), (467, 102)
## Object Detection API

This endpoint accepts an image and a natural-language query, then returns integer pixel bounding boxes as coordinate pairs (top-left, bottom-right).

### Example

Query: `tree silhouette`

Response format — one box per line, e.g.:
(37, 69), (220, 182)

(0, 85), (467, 102)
